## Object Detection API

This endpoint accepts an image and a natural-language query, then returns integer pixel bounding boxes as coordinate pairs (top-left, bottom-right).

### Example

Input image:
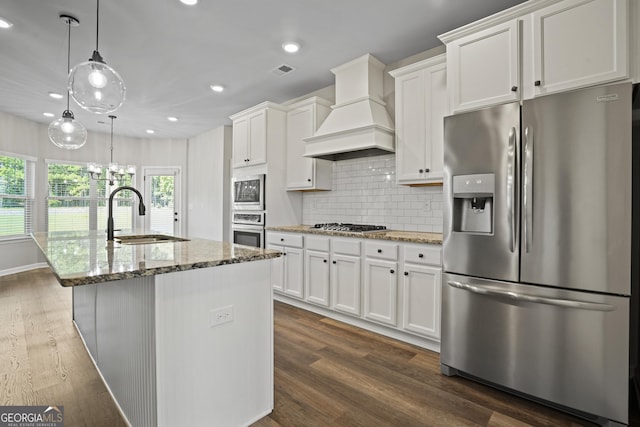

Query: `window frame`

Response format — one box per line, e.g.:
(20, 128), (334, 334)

(0, 151), (36, 241)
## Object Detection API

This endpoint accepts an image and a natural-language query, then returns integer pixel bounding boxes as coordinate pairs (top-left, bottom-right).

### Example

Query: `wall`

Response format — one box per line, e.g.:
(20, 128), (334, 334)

(187, 126), (232, 241)
(302, 154), (443, 233)
(0, 111), (188, 272)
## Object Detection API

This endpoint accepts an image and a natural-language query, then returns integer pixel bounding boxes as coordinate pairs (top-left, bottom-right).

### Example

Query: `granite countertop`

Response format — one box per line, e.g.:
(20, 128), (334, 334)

(266, 225), (443, 245)
(32, 231), (281, 287)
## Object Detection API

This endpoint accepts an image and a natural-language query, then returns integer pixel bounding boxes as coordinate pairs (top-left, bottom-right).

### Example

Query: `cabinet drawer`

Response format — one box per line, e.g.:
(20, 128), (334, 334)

(266, 232), (303, 248)
(306, 235), (330, 252)
(332, 238), (360, 256)
(404, 245), (441, 266)
(365, 242), (398, 261)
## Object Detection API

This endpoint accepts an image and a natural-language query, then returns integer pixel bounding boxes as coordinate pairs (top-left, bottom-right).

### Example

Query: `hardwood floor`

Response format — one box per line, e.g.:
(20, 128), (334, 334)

(0, 268), (634, 426)
(0, 269), (127, 427)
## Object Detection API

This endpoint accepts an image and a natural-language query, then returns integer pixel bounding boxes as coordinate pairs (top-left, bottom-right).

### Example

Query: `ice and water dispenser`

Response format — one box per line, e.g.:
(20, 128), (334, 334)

(451, 173), (494, 234)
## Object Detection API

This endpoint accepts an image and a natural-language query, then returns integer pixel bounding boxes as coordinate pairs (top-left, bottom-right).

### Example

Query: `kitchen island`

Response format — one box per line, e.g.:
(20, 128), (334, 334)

(32, 231), (281, 427)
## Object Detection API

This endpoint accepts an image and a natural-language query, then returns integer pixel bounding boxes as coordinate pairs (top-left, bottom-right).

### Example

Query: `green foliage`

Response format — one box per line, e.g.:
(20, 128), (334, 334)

(47, 163), (90, 207)
(151, 175), (174, 208)
(0, 156), (25, 207)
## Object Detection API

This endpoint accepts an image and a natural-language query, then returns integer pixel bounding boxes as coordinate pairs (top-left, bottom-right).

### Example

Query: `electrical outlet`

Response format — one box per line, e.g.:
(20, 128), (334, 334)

(210, 305), (233, 327)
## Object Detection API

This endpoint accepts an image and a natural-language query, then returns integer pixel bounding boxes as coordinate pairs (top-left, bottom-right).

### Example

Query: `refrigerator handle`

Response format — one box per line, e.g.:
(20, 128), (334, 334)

(447, 281), (615, 312)
(507, 127), (517, 253)
(523, 126), (533, 253)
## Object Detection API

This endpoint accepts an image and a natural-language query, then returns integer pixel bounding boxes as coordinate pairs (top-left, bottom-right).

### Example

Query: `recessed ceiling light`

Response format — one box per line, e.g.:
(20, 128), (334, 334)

(180, 0), (198, 5)
(168, 116), (178, 122)
(0, 17), (13, 29)
(210, 85), (224, 93)
(282, 42), (300, 53)
(48, 92), (64, 99)
(146, 129), (155, 134)
(43, 112), (55, 117)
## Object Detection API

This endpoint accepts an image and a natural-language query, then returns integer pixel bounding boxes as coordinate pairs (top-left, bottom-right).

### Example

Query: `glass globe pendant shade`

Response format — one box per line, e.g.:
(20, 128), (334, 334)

(68, 50), (126, 114)
(48, 110), (88, 149)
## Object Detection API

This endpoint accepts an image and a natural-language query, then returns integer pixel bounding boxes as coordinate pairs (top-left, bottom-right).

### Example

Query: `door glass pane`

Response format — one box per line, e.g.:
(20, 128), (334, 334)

(149, 175), (175, 234)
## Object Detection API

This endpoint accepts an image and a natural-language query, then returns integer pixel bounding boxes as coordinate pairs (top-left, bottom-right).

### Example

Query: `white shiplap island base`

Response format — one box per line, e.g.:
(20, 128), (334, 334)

(32, 231), (280, 427)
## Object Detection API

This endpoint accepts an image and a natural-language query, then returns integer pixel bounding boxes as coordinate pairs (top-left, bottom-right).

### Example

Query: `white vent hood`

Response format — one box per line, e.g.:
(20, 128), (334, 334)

(304, 54), (395, 161)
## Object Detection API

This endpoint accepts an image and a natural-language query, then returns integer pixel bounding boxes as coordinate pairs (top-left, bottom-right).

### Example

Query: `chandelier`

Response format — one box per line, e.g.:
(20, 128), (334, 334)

(87, 115), (135, 186)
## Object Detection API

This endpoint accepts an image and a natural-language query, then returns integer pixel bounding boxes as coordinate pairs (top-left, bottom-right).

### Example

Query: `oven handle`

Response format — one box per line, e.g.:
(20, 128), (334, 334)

(447, 281), (615, 311)
(231, 223), (265, 231)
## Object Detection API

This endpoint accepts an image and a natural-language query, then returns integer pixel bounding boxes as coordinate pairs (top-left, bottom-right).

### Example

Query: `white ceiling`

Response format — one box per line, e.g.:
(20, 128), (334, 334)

(0, 0), (526, 140)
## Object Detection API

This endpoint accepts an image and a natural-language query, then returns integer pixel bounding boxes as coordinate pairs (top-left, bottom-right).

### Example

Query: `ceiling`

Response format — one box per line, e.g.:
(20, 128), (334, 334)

(0, 0), (526, 140)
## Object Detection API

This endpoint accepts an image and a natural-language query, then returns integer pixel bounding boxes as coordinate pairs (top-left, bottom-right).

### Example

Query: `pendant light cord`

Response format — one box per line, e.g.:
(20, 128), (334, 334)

(95, 0), (100, 52)
(109, 115), (115, 164)
(66, 18), (71, 111)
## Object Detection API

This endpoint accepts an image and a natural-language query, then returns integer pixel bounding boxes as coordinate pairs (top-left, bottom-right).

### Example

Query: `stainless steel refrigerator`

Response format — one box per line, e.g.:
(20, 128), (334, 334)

(441, 82), (638, 426)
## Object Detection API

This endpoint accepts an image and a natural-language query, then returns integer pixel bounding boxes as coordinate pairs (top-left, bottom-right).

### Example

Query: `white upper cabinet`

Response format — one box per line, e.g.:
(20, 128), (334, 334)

(528, 0), (629, 98)
(230, 102), (286, 169)
(390, 54), (448, 185)
(445, 20), (520, 113)
(286, 97), (332, 191)
(440, 0), (632, 113)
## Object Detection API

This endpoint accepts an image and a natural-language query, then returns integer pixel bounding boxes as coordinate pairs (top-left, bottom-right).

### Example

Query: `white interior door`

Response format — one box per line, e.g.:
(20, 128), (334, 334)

(143, 167), (181, 235)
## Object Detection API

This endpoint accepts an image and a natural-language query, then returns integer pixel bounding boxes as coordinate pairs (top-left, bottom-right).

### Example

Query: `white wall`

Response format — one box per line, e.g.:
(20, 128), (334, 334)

(187, 126), (232, 241)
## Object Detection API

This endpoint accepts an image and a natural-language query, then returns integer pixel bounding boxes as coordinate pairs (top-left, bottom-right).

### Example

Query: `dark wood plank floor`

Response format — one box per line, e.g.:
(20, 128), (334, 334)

(1, 268), (635, 426)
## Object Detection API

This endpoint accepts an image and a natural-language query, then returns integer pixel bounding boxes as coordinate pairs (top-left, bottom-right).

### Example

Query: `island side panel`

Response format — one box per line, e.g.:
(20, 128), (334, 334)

(95, 276), (157, 427)
(155, 259), (274, 427)
(72, 283), (98, 360)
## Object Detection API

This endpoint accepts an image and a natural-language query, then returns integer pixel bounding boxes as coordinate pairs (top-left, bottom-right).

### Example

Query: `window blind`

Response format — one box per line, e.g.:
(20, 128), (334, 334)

(0, 154), (34, 239)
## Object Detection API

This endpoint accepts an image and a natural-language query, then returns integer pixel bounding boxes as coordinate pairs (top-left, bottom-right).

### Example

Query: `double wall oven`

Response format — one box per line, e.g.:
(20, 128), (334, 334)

(231, 175), (265, 248)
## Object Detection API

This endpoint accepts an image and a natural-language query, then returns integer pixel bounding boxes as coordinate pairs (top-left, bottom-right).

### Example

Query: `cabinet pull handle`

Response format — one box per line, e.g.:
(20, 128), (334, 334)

(377, 249), (382, 253)
(534, 80), (541, 86)
(332, 260), (337, 264)
(511, 86), (518, 92)
(419, 169), (424, 173)
(418, 253), (424, 258)
(404, 272), (409, 276)
(390, 269), (395, 274)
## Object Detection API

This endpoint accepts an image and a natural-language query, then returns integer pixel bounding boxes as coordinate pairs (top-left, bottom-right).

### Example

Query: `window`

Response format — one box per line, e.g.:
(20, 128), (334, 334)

(46, 161), (135, 233)
(0, 153), (35, 238)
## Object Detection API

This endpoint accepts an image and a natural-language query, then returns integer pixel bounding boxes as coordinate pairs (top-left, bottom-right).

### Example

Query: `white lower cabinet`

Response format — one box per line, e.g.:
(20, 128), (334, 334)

(304, 236), (331, 307)
(330, 239), (362, 316)
(270, 230), (442, 346)
(267, 232), (304, 298)
(364, 258), (398, 326)
(401, 263), (441, 339)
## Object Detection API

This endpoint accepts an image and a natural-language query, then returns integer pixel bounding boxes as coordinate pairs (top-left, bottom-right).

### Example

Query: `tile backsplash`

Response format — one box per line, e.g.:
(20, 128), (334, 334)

(302, 154), (443, 233)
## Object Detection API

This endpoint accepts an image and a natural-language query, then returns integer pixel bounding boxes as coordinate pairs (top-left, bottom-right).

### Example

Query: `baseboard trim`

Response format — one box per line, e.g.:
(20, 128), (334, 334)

(0, 262), (49, 277)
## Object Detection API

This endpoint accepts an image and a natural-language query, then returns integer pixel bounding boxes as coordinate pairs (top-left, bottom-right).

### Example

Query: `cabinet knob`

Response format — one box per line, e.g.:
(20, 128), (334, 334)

(332, 260), (337, 264)
(534, 80), (541, 86)
(390, 269), (395, 274)
(404, 271), (409, 276)
(511, 86), (518, 92)
(283, 252), (287, 256)
(418, 253), (424, 258)
(323, 259), (327, 263)
(280, 238), (284, 242)
(307, 178), (311, 182)
(419, 169), (424, 173)
(377, 249), (382, 253)
(424, 168), (430, 173)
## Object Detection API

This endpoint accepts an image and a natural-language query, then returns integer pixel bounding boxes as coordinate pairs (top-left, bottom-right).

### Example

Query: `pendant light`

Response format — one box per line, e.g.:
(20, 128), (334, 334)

(87, 115), (135, 186)
(68, 0), (125, 114)
(48, 14), (88, 150)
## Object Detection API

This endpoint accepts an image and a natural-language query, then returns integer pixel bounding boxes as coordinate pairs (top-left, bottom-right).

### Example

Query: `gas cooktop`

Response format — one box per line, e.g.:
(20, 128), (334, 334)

(312, 223), (387, 233)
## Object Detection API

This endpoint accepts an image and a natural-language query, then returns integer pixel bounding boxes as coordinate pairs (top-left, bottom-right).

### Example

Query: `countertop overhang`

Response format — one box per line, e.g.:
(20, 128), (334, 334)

(31, 231), (281, 287)
(266, 225), (443, 245)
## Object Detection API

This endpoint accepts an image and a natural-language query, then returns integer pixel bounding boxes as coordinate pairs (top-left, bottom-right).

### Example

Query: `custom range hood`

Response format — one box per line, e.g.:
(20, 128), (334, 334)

(304, 54), (395, 161)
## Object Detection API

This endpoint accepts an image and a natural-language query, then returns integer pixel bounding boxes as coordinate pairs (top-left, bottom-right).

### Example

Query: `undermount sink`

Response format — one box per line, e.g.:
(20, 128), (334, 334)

(114, 234), (190, 245)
